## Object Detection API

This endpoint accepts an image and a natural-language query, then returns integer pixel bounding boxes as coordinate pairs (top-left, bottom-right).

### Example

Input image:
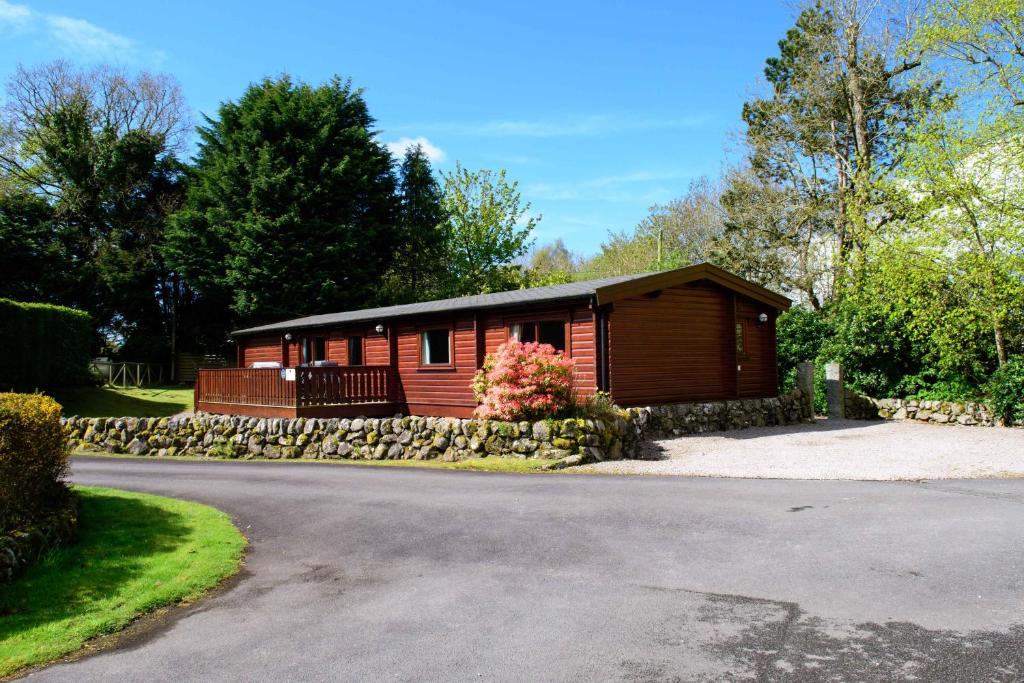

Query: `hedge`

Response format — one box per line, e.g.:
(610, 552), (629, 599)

(0, 299), (92, 391)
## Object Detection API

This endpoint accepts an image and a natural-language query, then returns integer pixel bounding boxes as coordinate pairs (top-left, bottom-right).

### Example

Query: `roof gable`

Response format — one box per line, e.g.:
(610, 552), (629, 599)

(593, 263), (791, 310)
(232, 263), (789, 336)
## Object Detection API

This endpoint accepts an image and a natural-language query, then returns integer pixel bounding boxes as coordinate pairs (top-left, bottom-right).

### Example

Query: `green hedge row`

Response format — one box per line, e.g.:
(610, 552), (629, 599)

(0, 299), (92, 391)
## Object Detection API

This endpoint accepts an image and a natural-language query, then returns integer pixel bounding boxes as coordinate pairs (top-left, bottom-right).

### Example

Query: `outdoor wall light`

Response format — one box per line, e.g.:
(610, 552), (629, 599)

(284, 332), (293, 341)
(757, 313), (769, 325)
(375, 324), (385, 335)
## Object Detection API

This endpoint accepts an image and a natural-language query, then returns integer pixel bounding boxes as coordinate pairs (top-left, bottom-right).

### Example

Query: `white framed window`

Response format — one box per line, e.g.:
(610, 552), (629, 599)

(420, 328), (452, 366)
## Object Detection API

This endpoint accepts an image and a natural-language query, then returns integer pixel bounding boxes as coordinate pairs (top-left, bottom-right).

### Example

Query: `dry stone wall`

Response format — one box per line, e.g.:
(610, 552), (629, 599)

(845, 394), (1003, 426)
(625, 390), (813, 440)
(62, 389), (814, 466)
(63, 414), (629, 465)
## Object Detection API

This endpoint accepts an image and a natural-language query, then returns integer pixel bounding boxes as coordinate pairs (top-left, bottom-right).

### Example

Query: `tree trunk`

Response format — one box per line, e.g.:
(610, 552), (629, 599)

(995, 322), (1008, 365)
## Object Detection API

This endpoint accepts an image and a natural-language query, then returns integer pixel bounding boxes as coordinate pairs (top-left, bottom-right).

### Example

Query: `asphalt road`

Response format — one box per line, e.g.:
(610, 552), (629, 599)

(33, 457), (1024, 681)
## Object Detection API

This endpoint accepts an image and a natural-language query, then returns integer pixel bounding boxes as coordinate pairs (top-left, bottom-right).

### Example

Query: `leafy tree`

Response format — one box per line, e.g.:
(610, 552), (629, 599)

(721, 1), (935, 308)
(165, 75), (399, 326)
(521, 239), (580, 287)
(988, 357), (1024, 425)
(437, 163), (536, 295)
(0, 61), (188, 358)
(586, 177), (724, 276)
(382, 144), (447, 303)
(776, 307), (831, 386)
(887, 0), (1024, 366)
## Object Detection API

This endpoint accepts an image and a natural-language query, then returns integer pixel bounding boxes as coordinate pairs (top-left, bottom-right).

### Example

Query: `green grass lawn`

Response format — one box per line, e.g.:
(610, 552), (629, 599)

(0, 486), (245, 677)
(76, 451), (553, 473)
(51, 385), (194, 417)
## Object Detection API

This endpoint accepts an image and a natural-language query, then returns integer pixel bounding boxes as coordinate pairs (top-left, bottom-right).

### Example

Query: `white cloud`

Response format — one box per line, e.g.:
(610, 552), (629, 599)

(45, 15), (137, 61)
(385, 136), (446, 163)
(394, 114), (709, 138)
(0, 0), (32, 28)
(0, 2), (156, 63)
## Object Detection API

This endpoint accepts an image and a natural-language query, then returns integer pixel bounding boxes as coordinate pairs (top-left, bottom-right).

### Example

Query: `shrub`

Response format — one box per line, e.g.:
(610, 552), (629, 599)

(0, 299), (92, 391)
(471, 340), (575, 420)
(988, 358), (1024, 426)
(776, 307), (831, 385)
(573, 391), (625, 422)
(0, 393), (71, 532)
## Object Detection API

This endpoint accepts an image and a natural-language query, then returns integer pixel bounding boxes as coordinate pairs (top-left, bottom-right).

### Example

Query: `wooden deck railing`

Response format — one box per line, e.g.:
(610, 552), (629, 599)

(296, 366), (395, 406)
(195, 366), (396, 408)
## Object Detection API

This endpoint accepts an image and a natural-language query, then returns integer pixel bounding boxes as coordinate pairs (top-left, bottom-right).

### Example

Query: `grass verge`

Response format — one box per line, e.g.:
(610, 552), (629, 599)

(0, 486), (245, 677)
(74, 450), (552, 473)
(51, 385), (194, 418)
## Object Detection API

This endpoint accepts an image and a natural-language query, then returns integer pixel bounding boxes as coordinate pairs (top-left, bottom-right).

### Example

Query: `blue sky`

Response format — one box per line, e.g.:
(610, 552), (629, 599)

(0, 0), (794, 256)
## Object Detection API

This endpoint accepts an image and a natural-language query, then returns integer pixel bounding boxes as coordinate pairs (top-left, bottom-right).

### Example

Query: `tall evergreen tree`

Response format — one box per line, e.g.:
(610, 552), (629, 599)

(383, 144), (446, 303)
(165, 75), (400, 327)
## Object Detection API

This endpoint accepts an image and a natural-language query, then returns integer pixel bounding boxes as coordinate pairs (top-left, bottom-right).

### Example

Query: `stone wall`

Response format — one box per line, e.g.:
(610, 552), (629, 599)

(1, 493), (78, 582)
(63, 414), (631, 465)
(845, 394), (1002, 426)
(62, 389), (814, 467)
(625, 390), (813, 441)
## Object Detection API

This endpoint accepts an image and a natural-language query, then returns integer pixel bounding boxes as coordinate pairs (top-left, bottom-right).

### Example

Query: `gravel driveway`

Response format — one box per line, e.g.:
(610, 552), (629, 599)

(578, 419), (1024, 480)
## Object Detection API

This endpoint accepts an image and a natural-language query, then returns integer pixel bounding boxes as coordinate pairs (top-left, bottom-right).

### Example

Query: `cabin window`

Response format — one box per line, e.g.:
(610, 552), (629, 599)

(420, 328), (451, 366)
(347, 336), (363, 365)
(301, 336), (328, 365)
(735, 322), (747, 357)
(509, 320), (566, 352)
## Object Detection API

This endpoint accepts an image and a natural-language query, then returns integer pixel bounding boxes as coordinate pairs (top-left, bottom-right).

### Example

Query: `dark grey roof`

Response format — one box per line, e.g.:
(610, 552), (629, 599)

(232, 272), (652, 336)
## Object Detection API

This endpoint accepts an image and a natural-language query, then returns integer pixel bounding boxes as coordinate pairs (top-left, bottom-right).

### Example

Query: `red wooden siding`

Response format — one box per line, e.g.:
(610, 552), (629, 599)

(397, 316), (478, 416)
(479, 306), (597, 397)
(735, 300), (778, 397)
(607, 282), (725, 405)
(366, 333), (390, 365)
(240, 335), (282, 367)
(569, 308), (597, 396)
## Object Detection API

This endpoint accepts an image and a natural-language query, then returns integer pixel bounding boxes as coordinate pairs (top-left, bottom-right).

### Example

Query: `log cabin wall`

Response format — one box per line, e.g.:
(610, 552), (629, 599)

(233, 302), (599, 417)
(735, 299), (779, 398)
(239, 335), (283, 367)
(606, 280), (778, 406)
(480, 305), (598, 398)
(231, 285), (781, 416)
(396, 315), (478, 417)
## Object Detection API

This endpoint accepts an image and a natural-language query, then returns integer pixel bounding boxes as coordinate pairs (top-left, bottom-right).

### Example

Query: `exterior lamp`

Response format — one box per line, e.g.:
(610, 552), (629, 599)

(284, 333), (293, 341)
(757, 313), (769, 325)
(375, 324), (385, 335)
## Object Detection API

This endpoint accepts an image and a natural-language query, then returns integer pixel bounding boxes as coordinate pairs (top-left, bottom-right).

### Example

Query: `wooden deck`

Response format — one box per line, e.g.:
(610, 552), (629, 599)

(195, 366), (401, 418)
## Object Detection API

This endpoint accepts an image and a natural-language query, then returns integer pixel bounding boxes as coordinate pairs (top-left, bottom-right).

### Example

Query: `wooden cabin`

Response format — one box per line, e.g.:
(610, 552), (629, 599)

(194, 263), (790, 418)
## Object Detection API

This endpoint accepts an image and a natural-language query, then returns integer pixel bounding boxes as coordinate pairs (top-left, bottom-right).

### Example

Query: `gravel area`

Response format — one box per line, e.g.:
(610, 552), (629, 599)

(578, 418), (1024, 480)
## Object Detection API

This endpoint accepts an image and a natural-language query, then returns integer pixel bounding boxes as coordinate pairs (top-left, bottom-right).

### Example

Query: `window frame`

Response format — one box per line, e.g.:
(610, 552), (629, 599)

(417, 325), (455, 369)
(347, 335), (364, 366)
(504, 314), (571, 356)
(301, 335), (328, 365)
(735, 320), (749, 359)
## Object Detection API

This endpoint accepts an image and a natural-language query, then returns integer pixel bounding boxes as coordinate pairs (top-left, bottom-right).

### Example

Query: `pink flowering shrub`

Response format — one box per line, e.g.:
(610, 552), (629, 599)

(471, 339), (576, 420)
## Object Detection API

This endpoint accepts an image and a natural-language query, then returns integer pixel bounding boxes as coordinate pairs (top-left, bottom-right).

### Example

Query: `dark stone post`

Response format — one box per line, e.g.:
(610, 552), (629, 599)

(796, 361), (814, 418)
